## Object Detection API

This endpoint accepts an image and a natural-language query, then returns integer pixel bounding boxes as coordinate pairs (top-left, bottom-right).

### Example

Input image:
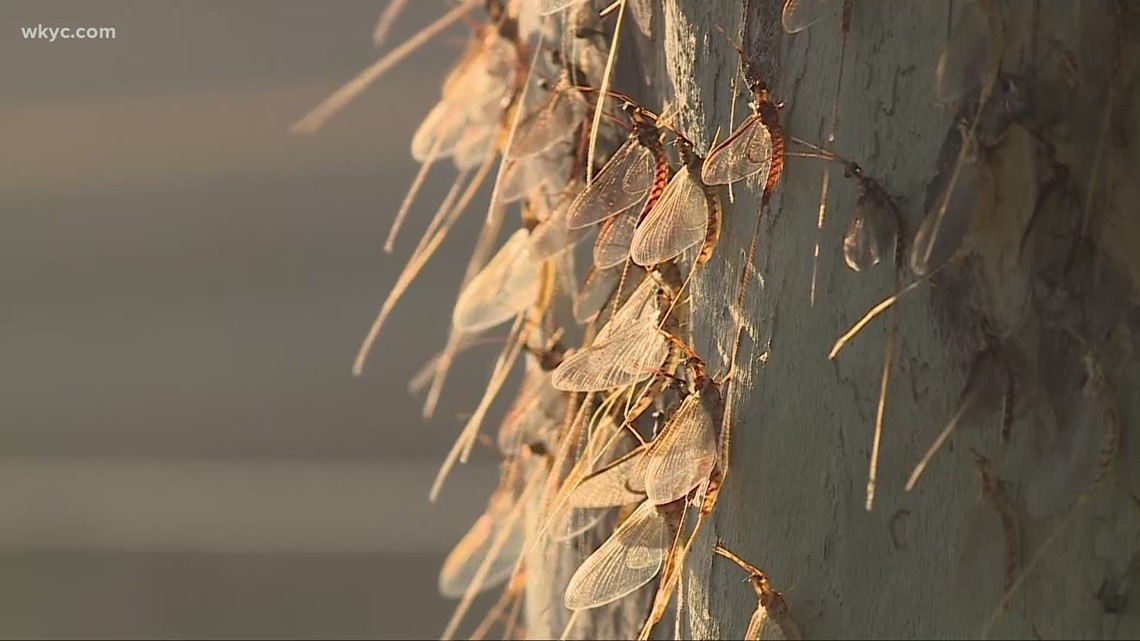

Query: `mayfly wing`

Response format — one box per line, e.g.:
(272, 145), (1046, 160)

(563, 499), (667, 610)
(594, 271), (660, 342)
(643, 393), (718, 505)
(911, 140), (984, 276)
(593, 209), (640, 269)
(574, 265), (624, 323)
(935, 0), (998, 104)
(567, 139), (654, 229)
(411, 101), (465, 162)
(568, 445), (650, 509)
(527, 194), (590, 261)
(781, 0), (836, 34)
(452, 229), (542, 334)
(630, 162), (709, 267)
(701, 115), (774, 186)
(843, 196), (899, 272)
(506, 84), (586, 160)
(551, 319), (670, 392)
(439, 492), (526, 599)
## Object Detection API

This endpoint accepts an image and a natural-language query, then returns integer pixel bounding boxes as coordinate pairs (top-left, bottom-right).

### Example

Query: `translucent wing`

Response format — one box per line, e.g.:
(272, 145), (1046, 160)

(536, 0), (589, 17)
(567, 139), (654, 229)
(574, 266), (623, 323)
(564, 499), (667, 610)
(643, 393), (718, 505)
(528, 197), (589, 261)
(701, 116), (773, 186)
(594, 272), (659, 343)
(781, 0), (835, 34)
(936, 0), (995, 104)
(452, 229), (541, 333)
(499, 364), (565, 456)
(911, 151), (982, 276)
(594, 209), (639, 269)
(411, 101), (465, 162)
(568, 446), (649, 509)
(438, 499), (525, 599)
(630, 165), (710, 266)
(507, 86), (586, 159)
(551, 320), (669, 392)
(452, 123), (496, 171)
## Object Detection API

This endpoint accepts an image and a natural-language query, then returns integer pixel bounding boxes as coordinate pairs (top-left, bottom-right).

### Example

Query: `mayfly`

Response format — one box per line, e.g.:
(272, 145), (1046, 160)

(497, 338), (569, 457)
(639, 340), (724, 506)
(505, 73), (589, 160)
(452, 227), (551, 335)
(439, 461), (530, 601)
(562, 496), (687, 610)
(713, 544), (802, 641)
(567, 102), (669, 232)
(780, 0), (855, 304)
(631, 137), (723, 269)
(968, 448), (1020, 601)
(636, 339), (735, 641)
(702, 27), (783, 199)
(905, 347), (1011, 492)
(551, 263), (682, 393)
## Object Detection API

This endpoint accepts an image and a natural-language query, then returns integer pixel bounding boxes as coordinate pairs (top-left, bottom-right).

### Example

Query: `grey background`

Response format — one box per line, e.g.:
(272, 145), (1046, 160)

(0, 1), (502, 638)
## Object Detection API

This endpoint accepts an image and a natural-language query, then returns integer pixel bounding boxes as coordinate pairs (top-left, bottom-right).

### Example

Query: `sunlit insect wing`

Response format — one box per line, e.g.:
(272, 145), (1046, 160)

(551, 319), (669, 392)
(563, 499), (667, 610)
(782, 0), (835, 34)
(566, 138), (655, 229)
(594, 209), (640, 269)
(593, 271), (660, 342)
(630, 163), (710, 266)
(438, 496), (526, 599)
(452, 228), (541, 334)
(411, 101), (466, 162)
(506, 85), (586, 160)
(643, 391), (718, 505)
(574, 265), (624, 323)
(568, 446), (650, 509)
(701, 116), (774, 186)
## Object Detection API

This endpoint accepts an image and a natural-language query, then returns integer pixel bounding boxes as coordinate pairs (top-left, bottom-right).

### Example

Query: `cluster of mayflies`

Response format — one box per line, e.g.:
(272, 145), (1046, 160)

(291, 0), (1128, 638)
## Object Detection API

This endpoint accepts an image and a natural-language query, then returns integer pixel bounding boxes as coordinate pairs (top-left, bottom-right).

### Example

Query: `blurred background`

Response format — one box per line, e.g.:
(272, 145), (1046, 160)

(0, 1), (504, 637)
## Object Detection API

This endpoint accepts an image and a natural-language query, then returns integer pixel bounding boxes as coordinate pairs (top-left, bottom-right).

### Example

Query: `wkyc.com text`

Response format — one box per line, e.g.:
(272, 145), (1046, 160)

(22, 25), (117, 42)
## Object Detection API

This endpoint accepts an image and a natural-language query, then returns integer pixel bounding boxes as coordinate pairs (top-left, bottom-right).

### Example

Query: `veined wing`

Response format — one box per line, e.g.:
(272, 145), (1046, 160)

(411, 100), (465, 162)
(564, 499), (667, 610)
(701, 116), (774, 186)
(452, 229), (541, 334)
(567, 139), (654, 229)
(438, 499), (525, 599)
(527, 195), (590, 261)
(568, 445), (649, 509)
(574, 265), (622, 323)
(594, 209), (639, 269)
(643, 391), (719, 505)
(782, 0), (836, 34)
(630, 165), (709, 266)
(551, 320), (669, 392)
(506, 85), (586, 159)
(594, 271), (659, 342)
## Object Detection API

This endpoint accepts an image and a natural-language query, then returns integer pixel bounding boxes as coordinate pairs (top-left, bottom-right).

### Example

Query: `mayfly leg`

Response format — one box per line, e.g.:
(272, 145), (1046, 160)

(440, 454), (544, 641)
(290, 0), (484, 135)
(713, 543), (802, 641)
